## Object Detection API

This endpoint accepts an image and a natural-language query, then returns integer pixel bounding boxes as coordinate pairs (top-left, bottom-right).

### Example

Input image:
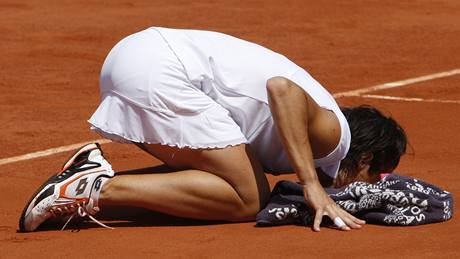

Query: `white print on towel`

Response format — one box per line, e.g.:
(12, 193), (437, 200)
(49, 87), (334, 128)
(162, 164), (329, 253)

(268, 205), (299, 220)
(255, 174), (453, 227)
(334, 182), (429, 225)
(405, 180), (449, 197)
(331, 177), (453, 226)
(443, 201), (452, 221)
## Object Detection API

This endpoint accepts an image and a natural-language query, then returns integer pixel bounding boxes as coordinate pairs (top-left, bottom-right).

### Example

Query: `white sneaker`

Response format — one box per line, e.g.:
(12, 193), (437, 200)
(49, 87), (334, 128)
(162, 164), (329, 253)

(19, 143), (114, 232)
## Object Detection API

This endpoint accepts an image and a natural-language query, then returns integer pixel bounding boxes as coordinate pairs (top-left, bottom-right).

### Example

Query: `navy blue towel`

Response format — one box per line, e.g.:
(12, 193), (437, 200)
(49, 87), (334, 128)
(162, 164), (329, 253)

(256, 174), (454, 227)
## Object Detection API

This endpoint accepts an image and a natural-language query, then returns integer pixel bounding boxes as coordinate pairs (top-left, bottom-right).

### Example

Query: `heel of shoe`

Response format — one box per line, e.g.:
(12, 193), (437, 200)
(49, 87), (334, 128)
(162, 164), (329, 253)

(61, 143), (100, 171)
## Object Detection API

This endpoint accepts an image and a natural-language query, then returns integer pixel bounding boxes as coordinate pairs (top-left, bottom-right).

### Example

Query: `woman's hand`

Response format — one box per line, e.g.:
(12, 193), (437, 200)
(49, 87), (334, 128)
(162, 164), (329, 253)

(266, 76), (365, 231)
(302, 181), (365, 231)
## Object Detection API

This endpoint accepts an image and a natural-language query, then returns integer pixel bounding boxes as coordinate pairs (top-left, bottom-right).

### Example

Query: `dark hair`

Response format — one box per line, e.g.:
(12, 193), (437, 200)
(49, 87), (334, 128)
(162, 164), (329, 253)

(337, 105), (407, 185)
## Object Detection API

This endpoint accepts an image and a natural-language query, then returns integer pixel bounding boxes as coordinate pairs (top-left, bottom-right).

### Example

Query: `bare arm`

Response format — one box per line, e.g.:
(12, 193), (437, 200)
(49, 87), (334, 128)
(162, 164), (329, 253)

(266, 76), (365, 231)
(266, 77), (319, 183)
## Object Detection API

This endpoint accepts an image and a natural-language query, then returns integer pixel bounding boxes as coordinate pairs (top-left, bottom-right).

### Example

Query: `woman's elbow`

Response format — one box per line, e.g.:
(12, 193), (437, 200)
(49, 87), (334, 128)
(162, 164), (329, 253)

(266, 76), (290, 97)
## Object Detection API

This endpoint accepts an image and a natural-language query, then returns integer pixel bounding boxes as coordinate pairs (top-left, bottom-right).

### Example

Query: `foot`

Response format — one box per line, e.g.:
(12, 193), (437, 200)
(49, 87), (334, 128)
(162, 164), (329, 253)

(19, 143), (114, 232)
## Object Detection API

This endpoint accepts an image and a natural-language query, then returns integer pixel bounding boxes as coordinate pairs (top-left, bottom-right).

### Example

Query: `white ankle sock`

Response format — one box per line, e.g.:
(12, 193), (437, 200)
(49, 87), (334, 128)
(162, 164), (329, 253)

(89, 176), (111, 212)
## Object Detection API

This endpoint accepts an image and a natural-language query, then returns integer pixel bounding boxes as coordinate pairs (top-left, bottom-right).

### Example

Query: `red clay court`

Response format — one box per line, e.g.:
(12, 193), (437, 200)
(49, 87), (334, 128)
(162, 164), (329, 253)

(1, 0), (459, 258)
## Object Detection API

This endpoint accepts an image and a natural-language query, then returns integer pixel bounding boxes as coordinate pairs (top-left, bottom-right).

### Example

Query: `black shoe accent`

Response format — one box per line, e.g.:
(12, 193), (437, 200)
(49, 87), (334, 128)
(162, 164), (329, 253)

(33, 185), (55, 208)
(18, 173), (56, 232)
(56, 149), (101, 182)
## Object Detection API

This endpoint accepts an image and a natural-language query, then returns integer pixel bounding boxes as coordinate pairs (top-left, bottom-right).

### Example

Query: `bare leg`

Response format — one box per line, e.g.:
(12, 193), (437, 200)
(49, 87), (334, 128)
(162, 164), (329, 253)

(99, 144), (270, 221)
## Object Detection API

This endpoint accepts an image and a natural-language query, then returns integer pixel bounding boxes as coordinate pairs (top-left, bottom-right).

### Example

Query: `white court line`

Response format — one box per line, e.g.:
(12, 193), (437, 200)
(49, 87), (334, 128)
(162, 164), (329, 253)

(0, 139), (111, 166)
(359, 94), (460, 104)
(1, 68), (460, 167)
(333, 68), (460, 98)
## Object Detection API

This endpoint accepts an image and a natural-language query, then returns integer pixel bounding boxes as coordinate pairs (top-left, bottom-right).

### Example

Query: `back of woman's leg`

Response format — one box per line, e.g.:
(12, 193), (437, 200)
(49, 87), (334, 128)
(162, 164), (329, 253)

(100, 144), (270, 221)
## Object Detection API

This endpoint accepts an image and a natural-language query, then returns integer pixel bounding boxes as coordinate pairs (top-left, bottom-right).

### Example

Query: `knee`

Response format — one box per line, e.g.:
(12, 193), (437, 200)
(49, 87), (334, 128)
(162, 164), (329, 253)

(226, 202), (260, 222)
(225, 193), (270, 222)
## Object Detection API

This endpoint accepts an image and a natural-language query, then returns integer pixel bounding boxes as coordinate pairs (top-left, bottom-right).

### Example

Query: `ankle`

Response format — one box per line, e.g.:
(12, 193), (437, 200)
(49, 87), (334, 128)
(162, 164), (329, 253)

(92, 177), (113, 207)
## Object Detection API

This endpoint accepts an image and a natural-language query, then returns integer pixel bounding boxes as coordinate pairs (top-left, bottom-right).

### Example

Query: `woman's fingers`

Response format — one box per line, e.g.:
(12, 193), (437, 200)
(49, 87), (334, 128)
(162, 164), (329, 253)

(325, 207), (350, 231)
(333, 217), (349, 230)
(342, 211), (366, 226)
(313, 209), (323, 232)
(351, 214), (366, 225)
(302, 182), (365, 231)
(324, 205), (364, 230)
(335, 209), (365, 230)
(339, 214), (361, 229)
(313, 206), (356, 231)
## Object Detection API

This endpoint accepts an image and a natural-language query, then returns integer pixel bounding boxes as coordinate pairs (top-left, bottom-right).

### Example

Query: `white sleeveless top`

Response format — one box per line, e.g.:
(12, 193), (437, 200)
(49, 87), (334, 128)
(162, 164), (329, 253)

(152, 27), (350, 178)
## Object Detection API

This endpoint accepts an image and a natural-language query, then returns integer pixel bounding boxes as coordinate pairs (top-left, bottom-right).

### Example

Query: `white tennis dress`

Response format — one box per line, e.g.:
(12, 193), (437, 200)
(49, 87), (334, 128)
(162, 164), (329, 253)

(88, 27), (351, 178)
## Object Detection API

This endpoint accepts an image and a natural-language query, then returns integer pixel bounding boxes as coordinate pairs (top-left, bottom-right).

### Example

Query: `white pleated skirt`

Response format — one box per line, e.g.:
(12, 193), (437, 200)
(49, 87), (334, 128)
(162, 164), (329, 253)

(88, 29), (248, 149)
